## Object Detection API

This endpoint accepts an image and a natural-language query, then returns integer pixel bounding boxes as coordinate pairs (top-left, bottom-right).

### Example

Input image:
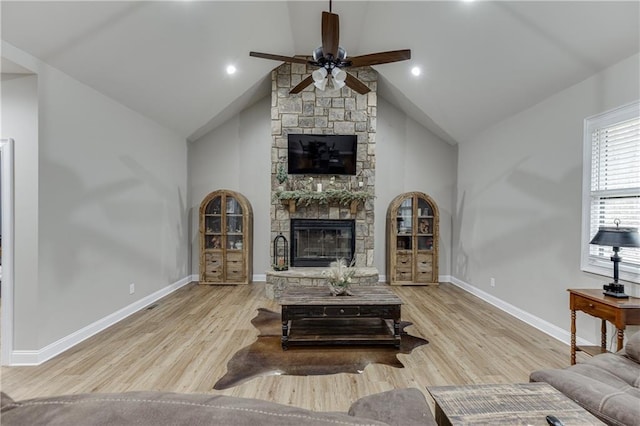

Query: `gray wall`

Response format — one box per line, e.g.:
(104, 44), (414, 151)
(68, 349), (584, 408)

(189, 96), (272, 277)
(453, 53), (640, 345)
(1, 72), (39, 350)
(376, 98), (458, 278)
(188, 94), (457, 279)
(2, 43), (190, 352)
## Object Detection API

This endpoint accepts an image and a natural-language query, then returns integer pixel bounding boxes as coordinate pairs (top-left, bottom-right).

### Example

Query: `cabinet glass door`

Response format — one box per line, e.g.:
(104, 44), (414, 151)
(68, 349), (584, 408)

(226, 196), (244, 250)
(396, 198), (413, 250)
(417, 198), (434, 250)
(204, 196), (223, 249)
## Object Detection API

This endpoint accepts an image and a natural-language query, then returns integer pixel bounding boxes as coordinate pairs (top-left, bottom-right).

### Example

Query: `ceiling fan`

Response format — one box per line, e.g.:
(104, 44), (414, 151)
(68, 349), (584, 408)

(249, 1), (411, 95)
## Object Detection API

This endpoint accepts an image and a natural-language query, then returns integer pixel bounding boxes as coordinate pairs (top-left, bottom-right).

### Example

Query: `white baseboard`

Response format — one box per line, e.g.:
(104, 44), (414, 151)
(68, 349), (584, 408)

(10, 276), (193, 366)
(191, 274), (267, 283)
(376, 274), (450, 284)
(11, 274), (587, 365)
(448, 276), (592, 347)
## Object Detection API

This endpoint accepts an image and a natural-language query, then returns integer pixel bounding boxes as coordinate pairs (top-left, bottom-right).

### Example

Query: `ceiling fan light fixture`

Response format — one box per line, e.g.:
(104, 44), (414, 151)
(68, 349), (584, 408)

(333, 79), (346, 90)
(314, 78), (328, 91)
(331, 67), (347, 82)
(312, 68), (328, 82)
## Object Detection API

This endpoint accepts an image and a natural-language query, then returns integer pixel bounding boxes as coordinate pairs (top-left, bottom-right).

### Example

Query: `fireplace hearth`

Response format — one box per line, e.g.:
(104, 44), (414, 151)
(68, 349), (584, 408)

(290, 219), (355, 267)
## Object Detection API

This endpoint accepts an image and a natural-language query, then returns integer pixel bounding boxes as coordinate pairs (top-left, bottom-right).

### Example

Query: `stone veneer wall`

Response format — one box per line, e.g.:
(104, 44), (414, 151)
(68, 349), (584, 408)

(270, 62), (377, 267)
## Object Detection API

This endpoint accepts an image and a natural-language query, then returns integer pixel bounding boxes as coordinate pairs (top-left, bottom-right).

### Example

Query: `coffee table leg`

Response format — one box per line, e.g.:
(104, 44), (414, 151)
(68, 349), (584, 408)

(282, 320), (289, 350)
(394, 319), (401, 348)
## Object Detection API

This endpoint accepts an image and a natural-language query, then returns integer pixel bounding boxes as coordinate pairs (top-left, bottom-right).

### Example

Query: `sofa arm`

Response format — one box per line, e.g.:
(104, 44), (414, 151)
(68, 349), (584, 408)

(348, 388), (436, 426)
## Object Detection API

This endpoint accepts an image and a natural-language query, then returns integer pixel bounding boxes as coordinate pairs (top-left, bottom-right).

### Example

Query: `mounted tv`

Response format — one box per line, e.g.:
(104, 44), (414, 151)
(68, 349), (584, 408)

(288, 134), (357, 175)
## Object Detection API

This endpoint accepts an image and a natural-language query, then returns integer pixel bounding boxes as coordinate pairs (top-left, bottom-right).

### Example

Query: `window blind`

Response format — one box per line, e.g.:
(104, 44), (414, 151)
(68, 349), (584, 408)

(588, 115), (640, 267)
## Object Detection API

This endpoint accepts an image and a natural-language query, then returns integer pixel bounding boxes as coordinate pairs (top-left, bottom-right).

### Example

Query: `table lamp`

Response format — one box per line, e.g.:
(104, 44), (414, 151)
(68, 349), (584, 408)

(589, 220), (640, 298)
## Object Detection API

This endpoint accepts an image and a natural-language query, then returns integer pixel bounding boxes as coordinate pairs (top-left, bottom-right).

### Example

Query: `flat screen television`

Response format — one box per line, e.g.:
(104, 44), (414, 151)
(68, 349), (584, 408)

(288, 134), (357, 175)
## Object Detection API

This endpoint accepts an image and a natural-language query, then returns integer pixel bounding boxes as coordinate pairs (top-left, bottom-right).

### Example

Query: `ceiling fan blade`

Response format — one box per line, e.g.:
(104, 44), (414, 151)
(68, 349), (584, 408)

(344, 73), (370, 95)
(321, 11), (340, 59)
(290, 75), (315, 94)
(249, 51), (310, 65)
(347, 49), (412, 67)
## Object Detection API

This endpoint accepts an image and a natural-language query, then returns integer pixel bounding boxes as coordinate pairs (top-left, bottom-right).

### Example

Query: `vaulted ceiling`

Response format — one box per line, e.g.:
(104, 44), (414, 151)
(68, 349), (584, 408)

(2, 1), (639, 144)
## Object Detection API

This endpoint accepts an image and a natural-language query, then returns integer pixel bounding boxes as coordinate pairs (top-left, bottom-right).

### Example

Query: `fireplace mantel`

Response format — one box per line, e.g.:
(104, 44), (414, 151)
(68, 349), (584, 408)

(274, 188), (374, 214)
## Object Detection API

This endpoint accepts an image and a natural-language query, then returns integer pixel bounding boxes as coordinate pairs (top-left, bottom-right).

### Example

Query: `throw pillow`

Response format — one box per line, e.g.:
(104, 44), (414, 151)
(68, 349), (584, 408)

(625, 330), (640, 363)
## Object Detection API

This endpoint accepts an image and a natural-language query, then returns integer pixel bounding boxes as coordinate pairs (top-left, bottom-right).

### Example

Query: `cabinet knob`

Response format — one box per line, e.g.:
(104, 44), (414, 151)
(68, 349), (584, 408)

(589, 303), (594, 308)
(340, 309), (345, 314)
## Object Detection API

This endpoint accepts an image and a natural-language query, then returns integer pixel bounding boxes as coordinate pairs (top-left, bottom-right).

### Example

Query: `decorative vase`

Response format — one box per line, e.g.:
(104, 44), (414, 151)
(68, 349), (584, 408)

(328, 282), (353, 296)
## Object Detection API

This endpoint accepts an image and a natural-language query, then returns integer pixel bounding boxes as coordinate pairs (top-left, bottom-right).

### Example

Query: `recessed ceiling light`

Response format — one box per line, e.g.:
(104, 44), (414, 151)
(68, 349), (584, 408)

(226, 65), (237, 75)
(411, 66), (421, 76)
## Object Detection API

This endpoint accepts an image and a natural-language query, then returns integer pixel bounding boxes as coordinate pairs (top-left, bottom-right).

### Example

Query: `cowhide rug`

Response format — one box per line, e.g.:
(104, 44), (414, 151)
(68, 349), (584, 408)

(213, 308), (428, 390)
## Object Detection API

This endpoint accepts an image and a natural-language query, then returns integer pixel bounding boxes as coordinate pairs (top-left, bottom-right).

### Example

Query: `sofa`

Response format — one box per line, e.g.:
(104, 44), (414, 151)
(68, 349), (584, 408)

(530, 330), (640, 426)
(1, 387), (436, 426)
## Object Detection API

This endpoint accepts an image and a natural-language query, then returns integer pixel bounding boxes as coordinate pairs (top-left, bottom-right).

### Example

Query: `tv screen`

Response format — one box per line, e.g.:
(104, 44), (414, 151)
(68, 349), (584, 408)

(288, 134), (357, 175)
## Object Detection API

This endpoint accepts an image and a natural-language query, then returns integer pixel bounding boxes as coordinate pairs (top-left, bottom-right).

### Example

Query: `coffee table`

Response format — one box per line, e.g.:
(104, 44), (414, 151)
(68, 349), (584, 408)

(279, 286), (402, 350)
(427, 383), (604, 425)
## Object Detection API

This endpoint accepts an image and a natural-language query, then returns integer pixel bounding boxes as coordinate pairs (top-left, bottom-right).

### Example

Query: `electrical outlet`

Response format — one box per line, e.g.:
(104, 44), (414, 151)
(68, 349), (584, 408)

(129, 283), (135, 294)
(490, 277), (496, 287)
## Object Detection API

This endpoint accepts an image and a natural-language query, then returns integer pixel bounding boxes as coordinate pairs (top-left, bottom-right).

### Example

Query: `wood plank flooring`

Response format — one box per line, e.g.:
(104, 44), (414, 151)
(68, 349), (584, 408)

(0, 282), (577, 413)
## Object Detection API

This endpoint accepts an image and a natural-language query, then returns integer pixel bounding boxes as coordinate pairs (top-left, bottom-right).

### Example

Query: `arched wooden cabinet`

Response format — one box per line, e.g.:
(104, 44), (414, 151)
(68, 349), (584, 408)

(386, 192), (439, 285)
(199, 190), (253, 285)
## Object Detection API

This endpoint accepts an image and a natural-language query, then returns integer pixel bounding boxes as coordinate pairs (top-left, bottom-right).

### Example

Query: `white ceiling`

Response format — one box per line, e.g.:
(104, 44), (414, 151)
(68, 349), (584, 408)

(1, 1), (638, 144)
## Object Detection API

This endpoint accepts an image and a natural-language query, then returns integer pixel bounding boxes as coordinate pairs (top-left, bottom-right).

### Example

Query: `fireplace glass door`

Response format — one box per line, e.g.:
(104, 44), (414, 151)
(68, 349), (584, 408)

(291, 219), (355, 267)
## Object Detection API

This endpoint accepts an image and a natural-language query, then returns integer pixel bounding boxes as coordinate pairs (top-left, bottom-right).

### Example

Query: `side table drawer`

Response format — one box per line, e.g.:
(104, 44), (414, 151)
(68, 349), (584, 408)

(573, 298), (617, 322)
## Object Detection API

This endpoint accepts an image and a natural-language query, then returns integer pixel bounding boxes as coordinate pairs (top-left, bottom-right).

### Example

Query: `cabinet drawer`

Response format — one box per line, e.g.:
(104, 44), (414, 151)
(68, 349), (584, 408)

(205, 253), (222, 267)
(395, 271), (413, 281)
(204, 270), (223, 282)
(397, 253), (413, 265)
(396, 263), (412, 273)
(226, 252), (244, 263)
(416, 271), (434, 283)
(325, 306), (360, 317)
(573, 298), (617, 322)
(416, 255), (433, 272)
(226, 270), (246, 282)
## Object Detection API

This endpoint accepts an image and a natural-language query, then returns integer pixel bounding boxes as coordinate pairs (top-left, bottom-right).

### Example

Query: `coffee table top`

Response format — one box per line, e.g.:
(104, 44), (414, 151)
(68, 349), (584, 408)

(427, 383), (604, 425)
(279, 286), (402, 306)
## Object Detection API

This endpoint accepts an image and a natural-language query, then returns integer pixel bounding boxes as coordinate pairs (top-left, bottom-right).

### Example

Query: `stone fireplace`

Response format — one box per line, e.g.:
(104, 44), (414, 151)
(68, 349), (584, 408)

(290, 219), (355, 267)
(266, 61), (379, 298)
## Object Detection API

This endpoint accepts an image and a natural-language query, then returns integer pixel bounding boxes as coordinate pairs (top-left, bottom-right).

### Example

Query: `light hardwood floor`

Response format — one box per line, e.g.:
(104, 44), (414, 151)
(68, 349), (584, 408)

(0, 282), (578, 413)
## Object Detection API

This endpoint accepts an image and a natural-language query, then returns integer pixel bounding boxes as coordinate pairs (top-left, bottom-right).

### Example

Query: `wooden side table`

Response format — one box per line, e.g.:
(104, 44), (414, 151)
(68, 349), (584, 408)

(568, 288), (640, 365)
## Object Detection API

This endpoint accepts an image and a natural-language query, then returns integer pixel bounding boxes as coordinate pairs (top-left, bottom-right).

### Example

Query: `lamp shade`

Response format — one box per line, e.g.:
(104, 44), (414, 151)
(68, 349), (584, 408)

(590, 226), (640, 248)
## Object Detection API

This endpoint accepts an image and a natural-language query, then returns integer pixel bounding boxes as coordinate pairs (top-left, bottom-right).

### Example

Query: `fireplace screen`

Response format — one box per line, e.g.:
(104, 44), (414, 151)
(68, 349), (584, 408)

(290, 219), (355, 267)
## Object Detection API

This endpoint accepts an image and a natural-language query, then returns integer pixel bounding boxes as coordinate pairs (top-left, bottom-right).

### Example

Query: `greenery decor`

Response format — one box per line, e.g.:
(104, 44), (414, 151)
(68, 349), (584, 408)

(276, 163), (288, 184)
(274, 188), (374, 206)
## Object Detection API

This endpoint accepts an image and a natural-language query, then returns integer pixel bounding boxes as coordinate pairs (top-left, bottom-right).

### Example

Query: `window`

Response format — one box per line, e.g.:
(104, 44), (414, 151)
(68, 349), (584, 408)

(581, 101), (640, 283)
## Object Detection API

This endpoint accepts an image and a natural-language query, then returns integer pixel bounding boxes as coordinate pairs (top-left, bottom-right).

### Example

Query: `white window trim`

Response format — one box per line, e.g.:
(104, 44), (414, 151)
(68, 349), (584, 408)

(581, 100), (640, 284)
